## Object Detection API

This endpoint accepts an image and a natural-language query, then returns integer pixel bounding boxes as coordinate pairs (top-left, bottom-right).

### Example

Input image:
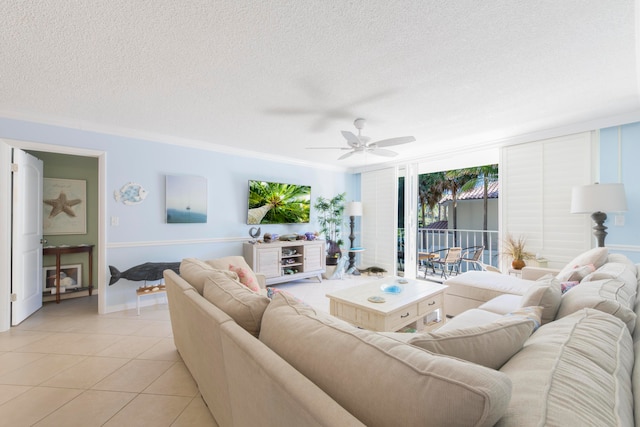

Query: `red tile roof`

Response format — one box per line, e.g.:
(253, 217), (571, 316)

(439, 181), (499, 203)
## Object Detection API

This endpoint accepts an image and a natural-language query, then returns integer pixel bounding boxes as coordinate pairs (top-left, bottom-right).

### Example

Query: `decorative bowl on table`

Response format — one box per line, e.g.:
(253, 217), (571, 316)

(381, 280), (406, 294)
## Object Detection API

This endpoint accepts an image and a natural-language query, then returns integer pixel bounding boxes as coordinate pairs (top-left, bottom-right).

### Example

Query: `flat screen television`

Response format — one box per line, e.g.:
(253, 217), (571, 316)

(247, 180), (311, 224)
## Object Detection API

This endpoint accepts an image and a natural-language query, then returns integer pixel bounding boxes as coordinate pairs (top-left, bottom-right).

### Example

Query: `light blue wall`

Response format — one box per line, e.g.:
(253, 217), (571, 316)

(4, 117), (640, 311)
(599, 122), (640, 261)
(1, 117), (355, 310)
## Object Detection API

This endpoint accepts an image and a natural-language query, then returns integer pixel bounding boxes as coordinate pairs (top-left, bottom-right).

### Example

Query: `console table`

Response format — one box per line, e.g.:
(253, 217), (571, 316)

(43, 245), (94, 303)
(243, 240), (325, 285)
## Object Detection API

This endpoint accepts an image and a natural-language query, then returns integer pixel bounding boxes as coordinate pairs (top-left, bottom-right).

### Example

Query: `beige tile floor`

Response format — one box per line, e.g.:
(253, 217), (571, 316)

(0, 272), (413, 426)
(0, 296), (217, 427)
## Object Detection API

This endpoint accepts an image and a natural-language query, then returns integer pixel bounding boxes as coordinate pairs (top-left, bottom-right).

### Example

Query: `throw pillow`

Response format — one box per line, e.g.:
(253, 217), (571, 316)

(409, 306), (542, 370)
(180, 258), (230, 295)
(519, 274), (561, 324)
(561, 281), (580, 294)
(229, 264), (259, 292)
(202, 270), (270, 337)
(206, 256), (261, 289)
(503, 306), (543, 331)
(556, 264), (596, 282)
(556, 278), (637, 333)
(556, 247), (608, 282)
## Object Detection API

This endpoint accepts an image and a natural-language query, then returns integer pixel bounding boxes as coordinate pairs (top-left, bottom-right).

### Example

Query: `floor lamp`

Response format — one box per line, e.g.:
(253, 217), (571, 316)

(346, 201), (362, 273)
(570, 183), (627, 247)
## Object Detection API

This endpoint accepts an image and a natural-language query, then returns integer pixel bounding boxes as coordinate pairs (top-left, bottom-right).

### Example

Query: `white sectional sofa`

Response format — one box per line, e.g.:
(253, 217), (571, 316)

(443, 248), (640, 426)
(165, 250), (640, 426)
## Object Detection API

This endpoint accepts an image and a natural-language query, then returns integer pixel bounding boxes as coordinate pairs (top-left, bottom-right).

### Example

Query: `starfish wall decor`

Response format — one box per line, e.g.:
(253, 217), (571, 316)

(44, 192), (81, 218)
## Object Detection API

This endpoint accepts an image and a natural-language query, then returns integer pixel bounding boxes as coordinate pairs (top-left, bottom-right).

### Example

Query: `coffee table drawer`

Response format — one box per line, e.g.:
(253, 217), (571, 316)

(418, 293), (443, 315)
(386, 303), (419, 331)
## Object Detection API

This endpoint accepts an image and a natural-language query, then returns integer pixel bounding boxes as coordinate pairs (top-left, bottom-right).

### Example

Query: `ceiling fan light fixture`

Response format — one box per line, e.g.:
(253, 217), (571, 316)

(306, 117), (414, 160)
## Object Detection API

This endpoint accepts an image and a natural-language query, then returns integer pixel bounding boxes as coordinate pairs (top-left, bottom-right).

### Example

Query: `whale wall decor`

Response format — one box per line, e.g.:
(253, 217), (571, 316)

(109, 262), (180, 286)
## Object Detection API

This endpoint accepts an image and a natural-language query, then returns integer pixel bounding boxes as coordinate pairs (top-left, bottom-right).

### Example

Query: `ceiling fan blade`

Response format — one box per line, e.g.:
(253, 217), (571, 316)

(306, 147), (351, 150)
(341, 131), (361, 147)
(338, 151), (355, 160)
(370, 148), (398, 157)
(371, 136), (416, 148)
(263, 107), (321, 115)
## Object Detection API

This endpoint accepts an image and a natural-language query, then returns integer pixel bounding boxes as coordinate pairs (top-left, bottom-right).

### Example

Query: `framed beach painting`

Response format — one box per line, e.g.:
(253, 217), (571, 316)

(165, 175), (208, 223)
(43, 178), (87, 235)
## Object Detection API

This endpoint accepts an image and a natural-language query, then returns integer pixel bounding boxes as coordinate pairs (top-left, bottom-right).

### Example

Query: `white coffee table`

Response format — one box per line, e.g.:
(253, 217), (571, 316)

(326, 277), (447, 332)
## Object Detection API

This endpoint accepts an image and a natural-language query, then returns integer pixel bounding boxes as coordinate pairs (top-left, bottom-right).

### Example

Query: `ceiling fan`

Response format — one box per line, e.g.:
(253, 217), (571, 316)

(307, 118), (416, 160)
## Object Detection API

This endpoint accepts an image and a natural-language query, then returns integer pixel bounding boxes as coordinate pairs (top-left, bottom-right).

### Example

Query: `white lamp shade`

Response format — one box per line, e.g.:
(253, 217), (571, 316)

(570, 183), (628, 214)
(346, 201), (363, 216)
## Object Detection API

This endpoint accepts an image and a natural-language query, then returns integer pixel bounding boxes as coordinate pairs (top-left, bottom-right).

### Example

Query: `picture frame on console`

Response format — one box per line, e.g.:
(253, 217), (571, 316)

(43, 264), (82, 293)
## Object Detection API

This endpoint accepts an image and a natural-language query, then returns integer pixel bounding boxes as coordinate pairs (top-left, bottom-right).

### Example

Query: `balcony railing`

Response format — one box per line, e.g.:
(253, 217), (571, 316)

(398, 227), (499, 274)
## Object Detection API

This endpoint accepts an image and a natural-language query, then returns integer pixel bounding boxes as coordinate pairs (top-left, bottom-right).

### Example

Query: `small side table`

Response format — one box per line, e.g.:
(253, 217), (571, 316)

(136, 285), (167, 315)
(418, 252), (439, 277)
(508, 268), (523, 277)
(43, 245), (94, 303)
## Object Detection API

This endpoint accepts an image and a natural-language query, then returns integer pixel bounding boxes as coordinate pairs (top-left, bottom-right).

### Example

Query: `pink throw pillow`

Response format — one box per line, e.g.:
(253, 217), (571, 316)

(229, 264), (259, 292)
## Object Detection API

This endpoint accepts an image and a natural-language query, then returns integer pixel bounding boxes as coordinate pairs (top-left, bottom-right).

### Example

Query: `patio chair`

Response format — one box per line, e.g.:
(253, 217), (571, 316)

(460, 246), (484, 271)
(429, 247), (462, 279)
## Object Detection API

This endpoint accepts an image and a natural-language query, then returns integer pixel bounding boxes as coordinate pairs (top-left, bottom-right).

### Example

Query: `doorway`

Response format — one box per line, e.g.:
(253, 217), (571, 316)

(0, 138), (106, 331)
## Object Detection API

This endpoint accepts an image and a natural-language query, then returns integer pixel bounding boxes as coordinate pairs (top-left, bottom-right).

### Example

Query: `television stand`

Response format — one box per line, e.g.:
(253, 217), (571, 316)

(243, 240), (325, 285)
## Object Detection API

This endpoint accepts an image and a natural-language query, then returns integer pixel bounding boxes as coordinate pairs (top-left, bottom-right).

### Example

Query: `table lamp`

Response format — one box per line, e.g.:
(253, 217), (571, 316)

(570, 183), (627, 247)
(346, 201), (363, 272)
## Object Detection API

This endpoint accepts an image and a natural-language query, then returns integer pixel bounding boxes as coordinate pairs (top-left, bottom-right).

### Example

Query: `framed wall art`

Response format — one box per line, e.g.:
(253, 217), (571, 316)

(165, 175), (208, 223)
(43, 178), (87, 235)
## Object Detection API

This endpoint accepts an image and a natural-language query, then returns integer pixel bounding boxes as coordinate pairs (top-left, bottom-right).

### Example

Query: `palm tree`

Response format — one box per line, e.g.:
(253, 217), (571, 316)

(248, 181), (311, 224)
(458, 164), (499, 248)
(418, 172), (446, 226)
(443, 169), (475, 246)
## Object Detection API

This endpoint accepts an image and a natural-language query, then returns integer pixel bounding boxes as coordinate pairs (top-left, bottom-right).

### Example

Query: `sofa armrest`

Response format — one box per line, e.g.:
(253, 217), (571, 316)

(521, 266), (560, 281)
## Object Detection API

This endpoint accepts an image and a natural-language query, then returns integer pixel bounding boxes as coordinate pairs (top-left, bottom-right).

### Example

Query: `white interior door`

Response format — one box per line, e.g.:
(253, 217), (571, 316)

(11, 149), (43, 325)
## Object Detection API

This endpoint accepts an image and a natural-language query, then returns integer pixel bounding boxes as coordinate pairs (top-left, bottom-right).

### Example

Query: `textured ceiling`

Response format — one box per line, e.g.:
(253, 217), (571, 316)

(0, 1), (638, 170)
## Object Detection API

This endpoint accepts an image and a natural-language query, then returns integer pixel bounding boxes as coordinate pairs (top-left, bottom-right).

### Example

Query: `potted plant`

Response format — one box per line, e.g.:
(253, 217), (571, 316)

(501, 233), (535, 270)
(314, 193), (346, 265)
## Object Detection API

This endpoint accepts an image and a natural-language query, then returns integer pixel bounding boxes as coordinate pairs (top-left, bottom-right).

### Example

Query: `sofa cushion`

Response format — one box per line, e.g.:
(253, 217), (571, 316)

(206, 256), (260, 290)
(582, 262), (638, 290)
(497, 309), (634, 427)
(203, 270), (270, 337)
(477, 294), (523, 315)
(409, 306), (541, 369)
(557, 278), (637, 332)
(555, 247), (608, 282)
(519, 274), (561, 324)
(556, 264), (595, 282)
(180, 258), (222, 295)
(608, 253), (637, 271)
(260, 292), (512, 427)
(445, 271), (533, 298)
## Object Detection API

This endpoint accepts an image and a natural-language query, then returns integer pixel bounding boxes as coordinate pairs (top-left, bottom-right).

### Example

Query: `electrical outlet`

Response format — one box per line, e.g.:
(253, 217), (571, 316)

(111, 216), (119, 226)
(614, 215), (625, 226)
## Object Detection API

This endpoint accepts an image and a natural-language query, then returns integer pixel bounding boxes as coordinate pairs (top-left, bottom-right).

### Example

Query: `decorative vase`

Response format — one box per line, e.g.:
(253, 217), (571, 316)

(511, 259), (526, 270)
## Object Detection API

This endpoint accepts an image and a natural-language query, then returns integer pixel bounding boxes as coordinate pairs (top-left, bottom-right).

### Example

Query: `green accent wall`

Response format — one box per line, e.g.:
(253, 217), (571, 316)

(27, 151), (99, 290)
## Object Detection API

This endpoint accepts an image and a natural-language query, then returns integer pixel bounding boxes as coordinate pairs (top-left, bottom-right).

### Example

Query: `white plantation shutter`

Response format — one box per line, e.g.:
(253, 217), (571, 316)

(500, 132), (594, 269)
(361, 167), (397, 274)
